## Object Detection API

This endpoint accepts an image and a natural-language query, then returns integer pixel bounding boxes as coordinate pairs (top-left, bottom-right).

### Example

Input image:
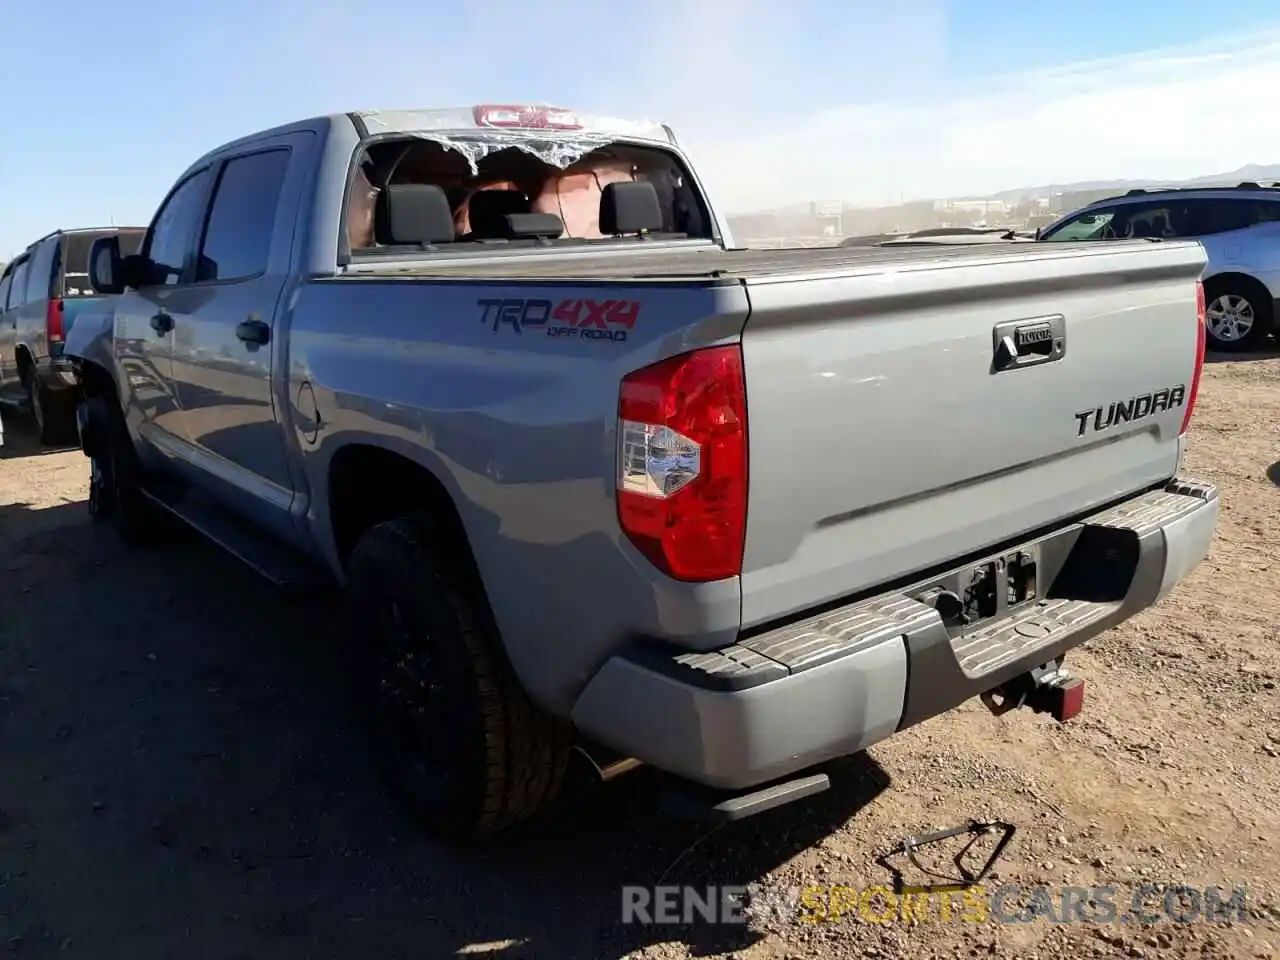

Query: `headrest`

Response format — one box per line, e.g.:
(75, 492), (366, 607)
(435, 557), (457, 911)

(467, 190), (530, 237)
(495, 212), (564, 240)
(377, 183), (455, 245)
(599, 181), (663, 236)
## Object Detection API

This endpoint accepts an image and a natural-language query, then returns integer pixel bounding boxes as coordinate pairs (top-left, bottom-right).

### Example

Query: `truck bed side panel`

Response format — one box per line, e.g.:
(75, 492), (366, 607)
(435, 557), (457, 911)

(737, 241), (1207, 629)
(288, 278), (749, 714)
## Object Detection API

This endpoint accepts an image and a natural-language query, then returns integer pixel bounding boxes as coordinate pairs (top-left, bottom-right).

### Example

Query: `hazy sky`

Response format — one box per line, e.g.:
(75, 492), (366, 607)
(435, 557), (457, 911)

(3, 0), (1280, 254)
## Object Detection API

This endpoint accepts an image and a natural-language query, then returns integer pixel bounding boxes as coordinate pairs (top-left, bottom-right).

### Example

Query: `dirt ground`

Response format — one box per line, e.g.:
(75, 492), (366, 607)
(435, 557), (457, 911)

(1, 354), (1278, 960)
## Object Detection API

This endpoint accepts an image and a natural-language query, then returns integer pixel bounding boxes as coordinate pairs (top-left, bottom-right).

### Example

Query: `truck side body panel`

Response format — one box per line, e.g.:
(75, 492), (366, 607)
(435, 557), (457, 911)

(287, 277), (750, 713)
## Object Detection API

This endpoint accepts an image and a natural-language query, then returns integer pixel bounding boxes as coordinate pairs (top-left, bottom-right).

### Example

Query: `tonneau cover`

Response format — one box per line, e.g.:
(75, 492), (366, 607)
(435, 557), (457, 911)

(347, 238), (1166, 283)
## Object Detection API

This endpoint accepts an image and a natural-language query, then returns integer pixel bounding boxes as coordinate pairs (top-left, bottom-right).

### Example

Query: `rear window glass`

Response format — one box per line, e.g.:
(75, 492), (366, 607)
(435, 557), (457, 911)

(350, 135), (711, 252)
(60, 230), (145, 297)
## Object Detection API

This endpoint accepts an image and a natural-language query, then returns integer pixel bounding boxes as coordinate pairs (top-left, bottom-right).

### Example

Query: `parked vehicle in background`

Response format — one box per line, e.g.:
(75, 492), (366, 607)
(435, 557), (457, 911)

(66, 104), (1217, 841)
(838, 226), (1037, 249)
(0, 227), (145, 443)
(1038, 183), (1280, 351)
(878, 227), (1036, 247)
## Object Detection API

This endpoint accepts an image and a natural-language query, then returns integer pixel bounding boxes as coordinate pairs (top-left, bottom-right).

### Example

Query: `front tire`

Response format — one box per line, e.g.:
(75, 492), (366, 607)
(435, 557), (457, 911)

(346, 516), (572, 840)
(1204, 280), (1274, 352)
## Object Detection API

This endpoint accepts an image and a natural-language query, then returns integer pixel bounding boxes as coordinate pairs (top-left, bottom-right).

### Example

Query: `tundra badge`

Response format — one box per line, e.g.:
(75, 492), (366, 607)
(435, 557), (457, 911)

(1074, 385), (1187, 437)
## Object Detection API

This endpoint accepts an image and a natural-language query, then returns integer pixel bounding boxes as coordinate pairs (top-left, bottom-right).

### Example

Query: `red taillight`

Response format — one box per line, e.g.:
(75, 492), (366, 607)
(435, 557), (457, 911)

(1180, 281), (1206, 436)
(472, 104), (582, 130)
(46, 298), (65, 344)
(616, 345), (748, 582)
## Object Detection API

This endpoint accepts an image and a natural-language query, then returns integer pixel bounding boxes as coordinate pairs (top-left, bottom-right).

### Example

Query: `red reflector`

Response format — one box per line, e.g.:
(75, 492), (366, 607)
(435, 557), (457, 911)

(1179, 281), (1206, 436)
(1053, 677), (1085, 723)
(616, 345), (748, 582)
(472, 104), (582, 130)
(46, 298), (65, 344)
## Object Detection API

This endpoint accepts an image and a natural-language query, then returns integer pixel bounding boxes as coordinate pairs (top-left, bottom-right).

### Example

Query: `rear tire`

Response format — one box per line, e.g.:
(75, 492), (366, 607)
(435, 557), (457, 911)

(345, 516), (572, 840)
(27, 376), (75, 446)
(1203, 278), (1274, 352)
(84, 394), (167, 543)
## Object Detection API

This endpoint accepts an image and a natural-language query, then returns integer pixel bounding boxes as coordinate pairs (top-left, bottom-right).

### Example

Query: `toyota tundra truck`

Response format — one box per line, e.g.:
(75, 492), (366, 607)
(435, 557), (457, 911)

(64, 104), (1218, 840)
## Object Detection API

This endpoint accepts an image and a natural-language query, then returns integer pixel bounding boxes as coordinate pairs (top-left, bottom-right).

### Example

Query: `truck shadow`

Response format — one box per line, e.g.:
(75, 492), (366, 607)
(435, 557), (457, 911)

(0, 496), (890, 960)
(0, 416), (79, 459)
(1204, 346), (1280, 364)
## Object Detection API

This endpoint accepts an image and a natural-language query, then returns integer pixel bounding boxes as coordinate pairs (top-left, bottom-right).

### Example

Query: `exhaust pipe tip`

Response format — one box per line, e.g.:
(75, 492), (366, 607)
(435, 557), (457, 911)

(573, 743), (645, 782)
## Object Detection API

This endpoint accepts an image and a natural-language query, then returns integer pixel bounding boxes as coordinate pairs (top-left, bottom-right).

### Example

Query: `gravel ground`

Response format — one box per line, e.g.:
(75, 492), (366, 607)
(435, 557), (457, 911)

(1, 354), (1278, 960)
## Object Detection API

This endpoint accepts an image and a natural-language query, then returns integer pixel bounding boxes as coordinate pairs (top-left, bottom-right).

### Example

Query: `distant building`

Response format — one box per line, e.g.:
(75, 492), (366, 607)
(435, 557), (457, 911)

(933, 198), (1011, 216)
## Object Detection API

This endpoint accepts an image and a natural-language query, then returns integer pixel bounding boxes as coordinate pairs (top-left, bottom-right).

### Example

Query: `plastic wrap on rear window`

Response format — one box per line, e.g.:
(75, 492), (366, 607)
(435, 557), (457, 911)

(385, 130), (614, 175)
(357, 111), (634, 175)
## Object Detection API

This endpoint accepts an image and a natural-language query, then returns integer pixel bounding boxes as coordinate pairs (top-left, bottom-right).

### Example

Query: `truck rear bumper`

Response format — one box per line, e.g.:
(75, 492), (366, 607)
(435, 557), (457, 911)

(571, 477), (1218, 791)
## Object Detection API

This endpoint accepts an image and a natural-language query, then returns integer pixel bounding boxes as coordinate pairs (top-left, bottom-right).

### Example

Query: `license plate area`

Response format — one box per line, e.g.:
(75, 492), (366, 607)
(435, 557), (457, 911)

(908, 547), (1041, 639)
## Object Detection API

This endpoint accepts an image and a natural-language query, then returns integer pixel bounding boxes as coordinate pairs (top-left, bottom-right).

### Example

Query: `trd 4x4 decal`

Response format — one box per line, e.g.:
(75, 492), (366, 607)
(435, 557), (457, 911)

(477, 297), (641, 342)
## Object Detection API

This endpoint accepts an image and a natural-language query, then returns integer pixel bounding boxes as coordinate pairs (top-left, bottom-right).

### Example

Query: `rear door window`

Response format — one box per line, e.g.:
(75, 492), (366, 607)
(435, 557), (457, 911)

(1195, 198), (1258, 236)
(1107, 202), (1177, 238)
(196, 148), (290, 282)
(0, 273), (11, 311)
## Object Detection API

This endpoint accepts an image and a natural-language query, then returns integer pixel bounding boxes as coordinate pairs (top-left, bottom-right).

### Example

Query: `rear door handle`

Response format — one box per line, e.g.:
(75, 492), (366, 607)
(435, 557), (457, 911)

(150, 312), (173, 334)
(236, 318), (270, 345)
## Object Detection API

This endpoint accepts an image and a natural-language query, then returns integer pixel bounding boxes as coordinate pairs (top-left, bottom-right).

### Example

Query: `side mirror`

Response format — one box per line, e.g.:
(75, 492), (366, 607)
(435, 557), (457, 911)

(89, 236), (155, 292)
(88, 236), (124, 294)
(1033, 227), (1042, 241)
(120, 254), (153, 289)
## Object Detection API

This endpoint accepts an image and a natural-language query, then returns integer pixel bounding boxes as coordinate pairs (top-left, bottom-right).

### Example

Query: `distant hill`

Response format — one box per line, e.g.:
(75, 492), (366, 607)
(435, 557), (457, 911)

(981, 164), (1280, 203)
(736, 165), (1280, 216)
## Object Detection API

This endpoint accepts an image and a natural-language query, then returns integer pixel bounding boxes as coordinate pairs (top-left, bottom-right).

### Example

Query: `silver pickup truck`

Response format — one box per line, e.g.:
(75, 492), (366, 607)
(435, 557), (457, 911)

(66, 104), (1219, 840)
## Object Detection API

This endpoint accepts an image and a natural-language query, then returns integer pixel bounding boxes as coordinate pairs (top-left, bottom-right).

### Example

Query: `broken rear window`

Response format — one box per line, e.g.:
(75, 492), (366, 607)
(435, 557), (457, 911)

(349, 132), (713, 251)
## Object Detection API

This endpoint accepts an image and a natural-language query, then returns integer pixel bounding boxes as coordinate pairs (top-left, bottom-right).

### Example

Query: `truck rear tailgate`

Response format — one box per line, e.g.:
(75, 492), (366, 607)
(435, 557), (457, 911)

(737, 240), (1207, 628)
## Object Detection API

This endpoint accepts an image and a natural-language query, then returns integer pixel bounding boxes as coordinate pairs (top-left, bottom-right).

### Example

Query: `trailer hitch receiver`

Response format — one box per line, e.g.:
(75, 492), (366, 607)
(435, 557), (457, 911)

(981, 660), (1084, 723)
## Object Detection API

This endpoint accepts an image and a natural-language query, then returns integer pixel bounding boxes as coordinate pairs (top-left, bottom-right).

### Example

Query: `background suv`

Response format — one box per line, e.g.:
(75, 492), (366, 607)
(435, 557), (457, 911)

(0, 227), (144, 443)
(1038, 183), (1280, 352)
